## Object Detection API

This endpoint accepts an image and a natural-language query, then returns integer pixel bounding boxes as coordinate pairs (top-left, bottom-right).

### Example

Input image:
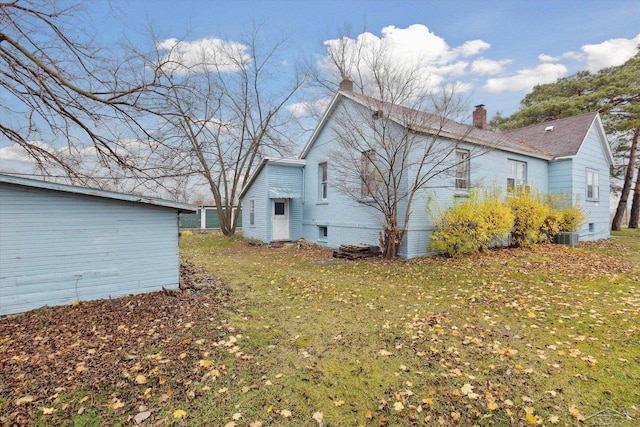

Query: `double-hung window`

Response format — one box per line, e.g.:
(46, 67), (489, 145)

(507, 159), (527, 193)
(318, 162), (328, 201)
(455, 150), (469, 190)
(361, 150), (377, 198)
(587, 169), (599, 200)
(249, 200), (255, 225)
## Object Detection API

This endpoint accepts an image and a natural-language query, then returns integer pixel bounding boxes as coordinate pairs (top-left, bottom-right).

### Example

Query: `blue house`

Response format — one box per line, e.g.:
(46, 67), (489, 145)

(240, 81), (612, 258)
(0, 174), (196, 315)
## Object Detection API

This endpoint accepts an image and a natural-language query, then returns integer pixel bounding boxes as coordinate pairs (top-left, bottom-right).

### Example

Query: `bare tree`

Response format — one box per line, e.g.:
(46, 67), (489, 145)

(135, 24), (304, 235)
(317, 32), (496, 258)
(0, 0), (156, 176)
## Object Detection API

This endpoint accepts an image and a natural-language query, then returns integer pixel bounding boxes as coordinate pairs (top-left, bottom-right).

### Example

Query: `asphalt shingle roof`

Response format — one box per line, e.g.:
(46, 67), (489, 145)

(503, 112), (598, 158)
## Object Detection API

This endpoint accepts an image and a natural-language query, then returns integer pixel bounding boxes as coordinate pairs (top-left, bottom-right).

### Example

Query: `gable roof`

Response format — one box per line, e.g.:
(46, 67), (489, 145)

(300, 90), (553, 161)
(0, 174), (197, 212)
(503, 112), (613, 164)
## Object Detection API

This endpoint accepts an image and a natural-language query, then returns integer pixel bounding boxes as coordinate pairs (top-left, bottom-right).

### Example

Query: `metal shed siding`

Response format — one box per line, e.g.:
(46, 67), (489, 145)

(0, 183), (181, 315)
(241, 166), (268, 241)
(572, 124), (610, 241)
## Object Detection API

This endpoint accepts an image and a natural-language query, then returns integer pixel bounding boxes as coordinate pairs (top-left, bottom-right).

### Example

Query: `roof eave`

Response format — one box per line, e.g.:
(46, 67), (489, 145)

(0, 174), (198, 212)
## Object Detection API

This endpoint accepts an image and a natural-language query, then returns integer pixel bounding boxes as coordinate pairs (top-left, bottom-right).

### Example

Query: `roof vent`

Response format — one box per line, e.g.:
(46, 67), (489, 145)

(545, 125), (554, 132)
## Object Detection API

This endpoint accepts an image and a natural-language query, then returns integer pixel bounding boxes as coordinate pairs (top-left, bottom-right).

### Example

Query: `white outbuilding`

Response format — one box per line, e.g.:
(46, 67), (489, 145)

(0, 174), (196, 315)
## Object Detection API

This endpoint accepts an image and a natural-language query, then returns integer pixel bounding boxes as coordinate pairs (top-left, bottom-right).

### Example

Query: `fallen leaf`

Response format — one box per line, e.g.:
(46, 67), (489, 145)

(334, 400), (345, 407)
(14, 395), (35, 405)
(393, 401), (404, 412)
(135, 374), (147, 384)
(39, 407), (55, 414)
(281, 409), (292, 418)
(173, 409), (187, 419)
(312, 411), (324, 424)
(379, 349), (393, 356)
(134, 411), (151, 424)
(569, 405), (585, 421)
(232, 413), (242, 420)
(526, 413), (537, 425)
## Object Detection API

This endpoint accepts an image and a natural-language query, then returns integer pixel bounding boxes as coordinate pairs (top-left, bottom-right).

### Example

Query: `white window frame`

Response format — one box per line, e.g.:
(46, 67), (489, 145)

(455, 150), (470, 190)
(318, 162), (328, 201)
(249, 199), (255, 225)
(507, 159), (527, 193)
(361, 150), (377, 198)
(586, 169), (599, 200)
(318, 225), (328, 241)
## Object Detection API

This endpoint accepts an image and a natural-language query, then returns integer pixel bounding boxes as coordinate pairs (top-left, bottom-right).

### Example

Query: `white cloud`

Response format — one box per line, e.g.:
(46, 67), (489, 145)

(581, 33), (640, 72)
(287, 97), (332, 118)
(0, 141), (50, 162)
(156, 37), (250, 74)
(483, 63), (568, 94)
(320, 24), (494, 93)
(538, 54), (558, 62)
(471, 58), (512, 75)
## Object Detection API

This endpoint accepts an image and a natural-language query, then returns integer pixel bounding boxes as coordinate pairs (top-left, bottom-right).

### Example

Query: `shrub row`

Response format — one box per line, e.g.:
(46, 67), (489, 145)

(429, 187), (584, 257)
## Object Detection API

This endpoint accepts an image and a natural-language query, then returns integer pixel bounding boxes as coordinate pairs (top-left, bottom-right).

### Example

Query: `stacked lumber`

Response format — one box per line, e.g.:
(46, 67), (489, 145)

(333, 244), (381, 260)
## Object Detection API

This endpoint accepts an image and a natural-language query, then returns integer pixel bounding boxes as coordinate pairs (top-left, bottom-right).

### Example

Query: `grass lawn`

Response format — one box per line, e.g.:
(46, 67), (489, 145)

(1, 229), (638, 426)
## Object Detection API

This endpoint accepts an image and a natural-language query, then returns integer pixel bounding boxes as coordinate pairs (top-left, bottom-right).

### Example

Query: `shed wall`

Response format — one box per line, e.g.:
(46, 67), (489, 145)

(0, 183), (180, 315)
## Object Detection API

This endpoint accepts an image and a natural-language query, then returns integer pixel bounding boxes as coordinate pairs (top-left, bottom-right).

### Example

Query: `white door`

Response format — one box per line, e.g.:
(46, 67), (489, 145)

(271, 199), (289, 241)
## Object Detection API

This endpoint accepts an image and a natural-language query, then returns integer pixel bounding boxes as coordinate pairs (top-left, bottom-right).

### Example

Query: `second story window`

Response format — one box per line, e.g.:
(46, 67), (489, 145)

(319, 162), (327, 201)
(455, 150), (469, 190)
(361, 150), (377, 198)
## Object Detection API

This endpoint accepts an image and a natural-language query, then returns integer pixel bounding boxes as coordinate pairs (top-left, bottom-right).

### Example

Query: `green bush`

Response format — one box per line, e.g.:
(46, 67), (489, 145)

(429, 188), (514, 257)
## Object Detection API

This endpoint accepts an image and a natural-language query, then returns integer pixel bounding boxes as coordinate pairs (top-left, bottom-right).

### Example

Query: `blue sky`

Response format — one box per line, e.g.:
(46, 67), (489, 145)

(91, 0), (640, 117)
(1, 0), (639, 170)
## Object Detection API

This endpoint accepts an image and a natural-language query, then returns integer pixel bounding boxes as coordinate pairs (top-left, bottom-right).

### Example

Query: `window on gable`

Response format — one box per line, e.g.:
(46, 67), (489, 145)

(587, 169), (599, 200)
(361, 150), (380, 198)
(249, 200), (255, 225)
(455, 150), (470, 190)
(318, 162), (327, 201)
(507, 159), (527, 193)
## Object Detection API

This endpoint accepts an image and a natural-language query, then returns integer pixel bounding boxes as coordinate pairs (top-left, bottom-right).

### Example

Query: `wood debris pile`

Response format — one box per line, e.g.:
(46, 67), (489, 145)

(333, 244), (382, 260)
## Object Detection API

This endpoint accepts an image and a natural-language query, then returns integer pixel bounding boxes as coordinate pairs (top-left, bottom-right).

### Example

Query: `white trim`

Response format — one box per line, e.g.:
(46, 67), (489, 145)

(0, 174), (196, 212)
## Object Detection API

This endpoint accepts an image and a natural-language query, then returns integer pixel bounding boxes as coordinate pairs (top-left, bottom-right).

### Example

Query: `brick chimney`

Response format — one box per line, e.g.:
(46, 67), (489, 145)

(473, 104), (487, 130)
(339, 76), (353, 92)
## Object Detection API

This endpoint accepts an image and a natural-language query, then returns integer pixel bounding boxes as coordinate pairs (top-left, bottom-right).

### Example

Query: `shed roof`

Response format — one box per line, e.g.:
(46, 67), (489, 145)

(0, 174), (197, 212)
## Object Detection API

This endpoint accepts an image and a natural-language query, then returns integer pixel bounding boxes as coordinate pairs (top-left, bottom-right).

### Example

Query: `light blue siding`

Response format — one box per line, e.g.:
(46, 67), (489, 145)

(0, 183), (181, 315)
(403, 139), (550, 258)
(549, 160), (573, 194)
(241, 162), (304, 242)
(571, 124), (610, 240)
(302, 113), (384, 249)
(242, 167), (268, 241)
(266, 164), (304, 241)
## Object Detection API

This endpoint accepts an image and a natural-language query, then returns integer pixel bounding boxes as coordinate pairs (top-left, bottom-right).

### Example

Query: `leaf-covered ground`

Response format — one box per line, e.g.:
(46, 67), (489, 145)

(1, 230), (638, 426)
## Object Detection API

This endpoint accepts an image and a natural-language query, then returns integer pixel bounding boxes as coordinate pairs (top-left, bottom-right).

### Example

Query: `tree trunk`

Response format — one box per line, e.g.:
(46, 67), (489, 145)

(628, 165), (640, 228)
(612, 129), (639, 231)
(380, 222), (405, 259)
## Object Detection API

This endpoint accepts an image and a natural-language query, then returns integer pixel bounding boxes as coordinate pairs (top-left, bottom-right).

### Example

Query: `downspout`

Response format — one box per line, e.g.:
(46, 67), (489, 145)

(301, 167), (305, 204)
